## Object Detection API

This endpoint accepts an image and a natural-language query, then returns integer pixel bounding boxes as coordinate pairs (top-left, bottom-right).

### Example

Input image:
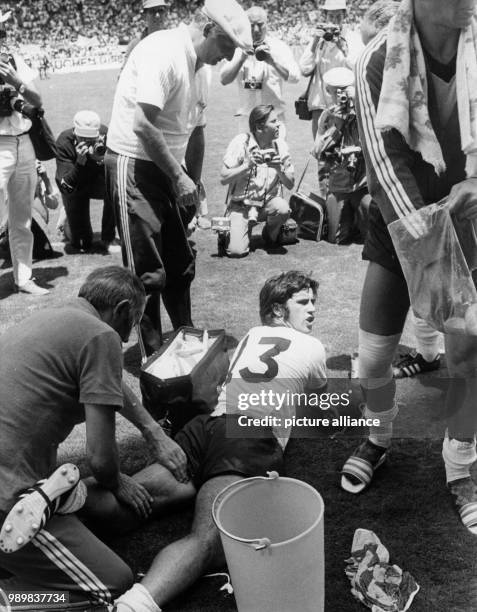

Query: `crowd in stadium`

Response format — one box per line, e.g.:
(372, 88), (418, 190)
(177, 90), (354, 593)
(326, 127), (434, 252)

(3, 0), (371, 48)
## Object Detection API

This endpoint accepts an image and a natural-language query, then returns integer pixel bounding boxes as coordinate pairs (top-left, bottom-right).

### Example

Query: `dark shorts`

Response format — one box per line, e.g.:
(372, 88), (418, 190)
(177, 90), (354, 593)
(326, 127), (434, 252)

(175, 414), (285, 489)
(362, 201), (405, 278)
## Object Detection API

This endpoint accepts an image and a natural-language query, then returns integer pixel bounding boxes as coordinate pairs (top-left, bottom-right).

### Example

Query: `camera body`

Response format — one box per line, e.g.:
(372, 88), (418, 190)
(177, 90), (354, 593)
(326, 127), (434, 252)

(259, 148), (276, 163)
(244, 77), (262, 90)
(316, 22), (341, 43)
(341, 146), (362, 172)
(77, 134), (106, 158)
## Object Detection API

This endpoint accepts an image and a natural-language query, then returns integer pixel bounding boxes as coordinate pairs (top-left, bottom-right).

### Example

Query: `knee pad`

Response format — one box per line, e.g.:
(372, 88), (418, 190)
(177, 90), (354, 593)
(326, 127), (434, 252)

(359, 329), (400, 389)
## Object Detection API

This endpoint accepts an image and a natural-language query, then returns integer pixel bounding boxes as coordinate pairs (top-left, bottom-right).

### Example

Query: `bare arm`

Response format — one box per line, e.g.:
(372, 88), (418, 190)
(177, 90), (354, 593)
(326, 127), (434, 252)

(220, 49), (248, 86)
(133, 102), (198, 209)
(0, 60), (42, 107)
(120, 381), (189, 482)
(276, 164), (294, 191)
(84, 403), (121, 489)
(220, 160), (254, 186)
(84, 403), (153, 518)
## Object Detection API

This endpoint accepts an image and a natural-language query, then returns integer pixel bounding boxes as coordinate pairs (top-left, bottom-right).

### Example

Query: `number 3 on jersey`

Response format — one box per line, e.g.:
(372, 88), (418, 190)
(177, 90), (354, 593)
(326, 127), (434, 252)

(238, 336), (291, 382)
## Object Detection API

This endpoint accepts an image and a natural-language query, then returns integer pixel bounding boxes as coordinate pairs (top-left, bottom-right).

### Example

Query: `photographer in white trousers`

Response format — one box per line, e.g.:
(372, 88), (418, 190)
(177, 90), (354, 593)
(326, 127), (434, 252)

(0, 11), (47, 295)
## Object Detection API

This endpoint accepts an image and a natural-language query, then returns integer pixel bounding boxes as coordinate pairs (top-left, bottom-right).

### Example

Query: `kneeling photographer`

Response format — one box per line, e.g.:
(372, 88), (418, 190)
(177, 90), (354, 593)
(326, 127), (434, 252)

(220, 104), (294, 257)
(313, 67), (370, 245)
(0, 10), (50, 295)
(55, 110), (117, 254)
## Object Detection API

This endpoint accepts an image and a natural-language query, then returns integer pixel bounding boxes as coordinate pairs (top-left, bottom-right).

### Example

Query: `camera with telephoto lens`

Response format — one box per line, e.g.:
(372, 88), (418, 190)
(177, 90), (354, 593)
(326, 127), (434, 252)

(91, 135), (106, 157)
(253, 42), (268, 62)
(337, 87), (353, 113)
(0, 88), (40, 119)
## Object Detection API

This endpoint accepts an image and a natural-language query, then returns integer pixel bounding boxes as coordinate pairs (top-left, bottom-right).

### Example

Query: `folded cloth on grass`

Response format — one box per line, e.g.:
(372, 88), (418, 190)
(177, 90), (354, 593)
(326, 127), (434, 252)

(345, 528), (419, 612)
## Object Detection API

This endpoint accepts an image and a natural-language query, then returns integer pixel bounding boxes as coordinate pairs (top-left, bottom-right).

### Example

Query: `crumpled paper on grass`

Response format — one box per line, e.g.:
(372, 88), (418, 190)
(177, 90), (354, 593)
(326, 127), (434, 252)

(345, 529), (419, 612)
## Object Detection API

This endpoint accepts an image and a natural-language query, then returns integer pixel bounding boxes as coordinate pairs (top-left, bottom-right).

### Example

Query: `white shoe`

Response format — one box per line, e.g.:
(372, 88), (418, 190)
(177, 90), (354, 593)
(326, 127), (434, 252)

(15, 279), (49, 296)
(0, 463), (81, 553)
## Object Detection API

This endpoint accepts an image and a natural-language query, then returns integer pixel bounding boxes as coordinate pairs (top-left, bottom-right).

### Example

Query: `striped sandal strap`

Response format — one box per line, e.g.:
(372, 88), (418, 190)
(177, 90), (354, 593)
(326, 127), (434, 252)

(460, 502), (477, 530)
(341, 456), (375, 486)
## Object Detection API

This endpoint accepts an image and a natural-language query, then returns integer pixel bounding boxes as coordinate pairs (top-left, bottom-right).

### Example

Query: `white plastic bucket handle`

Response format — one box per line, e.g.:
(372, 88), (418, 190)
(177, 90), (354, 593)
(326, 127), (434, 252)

(212, 471), (280, 551)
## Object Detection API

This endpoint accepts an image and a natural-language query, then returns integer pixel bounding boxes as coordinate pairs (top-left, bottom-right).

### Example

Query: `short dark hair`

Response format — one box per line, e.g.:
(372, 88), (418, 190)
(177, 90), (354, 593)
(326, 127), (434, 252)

(78, 266), (146, 317)
(249, 104), (274, 134)
(259, 271), (318, 325)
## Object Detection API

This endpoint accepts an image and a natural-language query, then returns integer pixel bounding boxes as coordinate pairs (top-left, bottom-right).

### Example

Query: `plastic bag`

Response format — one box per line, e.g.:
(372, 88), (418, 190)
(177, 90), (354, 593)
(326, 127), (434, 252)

(388, 201), (477, 336)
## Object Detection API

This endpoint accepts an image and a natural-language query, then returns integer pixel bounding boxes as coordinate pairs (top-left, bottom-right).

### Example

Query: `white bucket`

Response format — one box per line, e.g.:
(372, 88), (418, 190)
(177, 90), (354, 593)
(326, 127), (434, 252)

(212, 472), (324, 612)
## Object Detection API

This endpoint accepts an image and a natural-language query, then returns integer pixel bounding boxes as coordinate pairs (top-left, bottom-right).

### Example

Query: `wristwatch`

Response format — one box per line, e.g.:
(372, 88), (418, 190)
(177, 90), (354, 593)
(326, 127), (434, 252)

(16, 83), (26, 95)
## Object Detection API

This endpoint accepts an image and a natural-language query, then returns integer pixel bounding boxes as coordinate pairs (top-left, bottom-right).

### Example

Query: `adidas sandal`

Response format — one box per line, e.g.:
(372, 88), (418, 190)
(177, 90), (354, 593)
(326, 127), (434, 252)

(0, 463), (80, 553)
(341, 441), (387, 494)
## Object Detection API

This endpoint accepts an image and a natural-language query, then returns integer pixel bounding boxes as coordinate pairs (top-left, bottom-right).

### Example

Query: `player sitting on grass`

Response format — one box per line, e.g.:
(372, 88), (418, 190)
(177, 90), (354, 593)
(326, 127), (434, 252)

(7, 271), (326, 611)
(110, 270), (327, 612)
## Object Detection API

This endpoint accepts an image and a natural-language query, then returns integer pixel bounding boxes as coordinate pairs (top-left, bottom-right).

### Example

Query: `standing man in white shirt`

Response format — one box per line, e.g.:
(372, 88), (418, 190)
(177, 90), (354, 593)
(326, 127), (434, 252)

(105, 0), (253, 356)
(220, 6), (300, 134)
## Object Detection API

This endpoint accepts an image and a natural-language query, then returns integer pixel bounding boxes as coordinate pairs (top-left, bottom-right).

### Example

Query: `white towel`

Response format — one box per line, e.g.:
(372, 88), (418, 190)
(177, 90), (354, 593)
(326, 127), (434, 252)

(375, 0), (477, 176)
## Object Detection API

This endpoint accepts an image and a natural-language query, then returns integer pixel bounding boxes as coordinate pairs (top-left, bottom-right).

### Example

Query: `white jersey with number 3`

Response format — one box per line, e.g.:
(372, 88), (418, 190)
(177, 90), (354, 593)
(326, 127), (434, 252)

(213, 325), (327, 447)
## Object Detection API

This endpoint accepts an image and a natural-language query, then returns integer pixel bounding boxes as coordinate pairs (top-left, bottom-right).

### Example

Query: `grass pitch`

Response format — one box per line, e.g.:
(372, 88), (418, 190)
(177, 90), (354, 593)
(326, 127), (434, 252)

(0, 66), (476, 611)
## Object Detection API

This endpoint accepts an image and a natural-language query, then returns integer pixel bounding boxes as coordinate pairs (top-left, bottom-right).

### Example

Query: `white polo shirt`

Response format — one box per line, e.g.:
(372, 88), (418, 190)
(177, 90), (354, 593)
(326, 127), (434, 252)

(0, 55), (37, 136)
(108, 24), (204, 163)
(221, 35), (300, 119)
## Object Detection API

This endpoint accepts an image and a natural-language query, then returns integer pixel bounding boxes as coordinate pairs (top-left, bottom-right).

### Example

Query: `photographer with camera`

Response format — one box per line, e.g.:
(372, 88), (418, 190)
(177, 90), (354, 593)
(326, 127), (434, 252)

(312, 67), (369, 245)
(55, 110), (117, 254)
(220, 6), (299, 134)
(298, 0), (351, 139)
(0, 10), (49, 295)
(220, 104), (294, 257)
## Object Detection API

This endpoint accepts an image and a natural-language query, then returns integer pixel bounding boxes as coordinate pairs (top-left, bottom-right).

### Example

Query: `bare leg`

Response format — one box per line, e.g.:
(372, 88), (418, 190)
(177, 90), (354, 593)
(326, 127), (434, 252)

(140, 475), (242, 607)
(81, 463), (196, 535)
(445, 334), (477, 441)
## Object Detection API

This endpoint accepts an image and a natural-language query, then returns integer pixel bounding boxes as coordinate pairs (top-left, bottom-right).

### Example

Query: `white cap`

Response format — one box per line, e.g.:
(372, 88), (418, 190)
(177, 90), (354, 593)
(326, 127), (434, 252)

(202, 0), (253, 54)
(322, 0), (347, 10)
(323, 67), (354, 89)
(142, 0), (168, 8)
(73, 110), (100, 139)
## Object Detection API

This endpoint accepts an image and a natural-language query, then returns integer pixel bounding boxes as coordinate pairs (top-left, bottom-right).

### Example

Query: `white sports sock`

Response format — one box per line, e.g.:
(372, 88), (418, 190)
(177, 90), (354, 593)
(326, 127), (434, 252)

(442, 434), (477, 484)
(411, 313), (441, 362)
(114, 584), (161, 612)
(364, 403), (399, 449)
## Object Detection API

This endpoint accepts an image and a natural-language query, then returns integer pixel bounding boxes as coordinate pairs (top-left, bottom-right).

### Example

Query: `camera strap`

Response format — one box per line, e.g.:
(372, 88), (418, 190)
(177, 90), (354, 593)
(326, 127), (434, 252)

(296, 156), (314, 193)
